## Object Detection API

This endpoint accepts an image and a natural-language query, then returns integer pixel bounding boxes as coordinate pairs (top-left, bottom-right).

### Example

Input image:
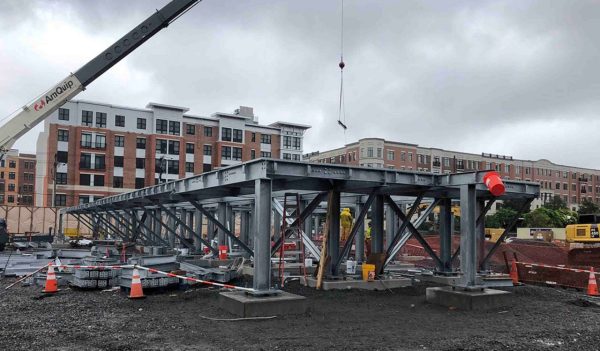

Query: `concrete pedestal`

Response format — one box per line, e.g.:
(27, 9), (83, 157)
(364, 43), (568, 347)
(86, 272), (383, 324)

(219, 291), (307, 317)
(417, 273), (513, 288)
(302, 276), (412, 291)
(426, 286), (512, 310)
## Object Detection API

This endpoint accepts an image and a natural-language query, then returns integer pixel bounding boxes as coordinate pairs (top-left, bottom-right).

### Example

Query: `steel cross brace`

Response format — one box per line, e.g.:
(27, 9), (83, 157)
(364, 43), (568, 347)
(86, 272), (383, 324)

(334, 189), (377, 271)
(479, 198), (533, 269)
(76, 214), (97, 234)
(385, 193), (424, 258)
(186, 199), (254, 256)
(450, 199), (497, 263)
(106, 210), (156, 245)
(157, 204), (218, 254)
(271, 191), (327, 254)
(108, 209), (169, 246)
(130, 210), (148, 242)
(144, 210), (196, 250)
(92, 211), (128, 240)
(385, 195), (443, 268)
(123, 209), (169, 246)
(384, 198), (440, 267)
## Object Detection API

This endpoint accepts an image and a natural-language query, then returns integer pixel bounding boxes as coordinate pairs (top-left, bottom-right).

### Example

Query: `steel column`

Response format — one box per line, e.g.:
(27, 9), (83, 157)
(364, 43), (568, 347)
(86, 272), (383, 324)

(254, 178), (272, 292)
(240, 210), (250, 245)
(328, 190), (341, 276)
(355, 203), (365, 264)
(385, 204), (395, 249)
(157, 205), (217, 254)
(217, 202), (227, 246)
(371, 194), (384, 255)
(477, 200), (486, 271)
(459, 184), (478, 287)
(145, 210), (195, 250)
(194, 210), (203, 252)
(438, 198), (453, 272)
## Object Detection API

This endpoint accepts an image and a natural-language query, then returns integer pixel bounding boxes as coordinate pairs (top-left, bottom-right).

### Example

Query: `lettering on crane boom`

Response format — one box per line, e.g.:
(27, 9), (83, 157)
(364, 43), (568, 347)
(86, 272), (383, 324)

(33, 80), (76, 112)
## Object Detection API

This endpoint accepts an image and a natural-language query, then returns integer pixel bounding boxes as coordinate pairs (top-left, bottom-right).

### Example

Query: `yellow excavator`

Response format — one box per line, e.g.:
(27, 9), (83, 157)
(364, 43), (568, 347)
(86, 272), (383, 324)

(565, 214), (600, 243)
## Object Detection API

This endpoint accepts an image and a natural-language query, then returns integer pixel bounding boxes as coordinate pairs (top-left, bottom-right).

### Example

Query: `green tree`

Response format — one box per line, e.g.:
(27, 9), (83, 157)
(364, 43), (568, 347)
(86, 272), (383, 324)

(485, 207), (518, 228)
(524, 207), (578, 228)
(524, 209), (553, 227)
(544, 196), (567, 210)
(500, 199), (530, 213)
(578, 198), (600, 215)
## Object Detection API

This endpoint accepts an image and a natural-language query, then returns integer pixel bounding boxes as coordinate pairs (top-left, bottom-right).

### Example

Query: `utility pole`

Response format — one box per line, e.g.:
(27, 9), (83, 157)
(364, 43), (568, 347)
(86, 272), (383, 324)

(52, 153), (59, 241)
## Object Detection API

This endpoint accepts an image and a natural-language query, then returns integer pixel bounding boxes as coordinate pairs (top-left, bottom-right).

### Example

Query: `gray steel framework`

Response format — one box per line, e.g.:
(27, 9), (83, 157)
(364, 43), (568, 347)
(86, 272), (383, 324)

(61, 159), (539, 293)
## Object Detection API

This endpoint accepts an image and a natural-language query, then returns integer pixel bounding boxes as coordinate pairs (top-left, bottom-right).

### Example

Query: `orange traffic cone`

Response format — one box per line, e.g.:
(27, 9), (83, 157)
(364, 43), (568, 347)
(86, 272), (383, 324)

(587, 267), (599, 297)
(510, 260), (519, 286)
(128, 268), (145, 299)
(43, 265), (59, 294)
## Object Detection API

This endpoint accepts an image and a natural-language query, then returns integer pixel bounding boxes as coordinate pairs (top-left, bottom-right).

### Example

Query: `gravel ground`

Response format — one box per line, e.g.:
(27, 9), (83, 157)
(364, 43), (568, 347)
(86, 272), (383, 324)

(1, 278), (600, 350)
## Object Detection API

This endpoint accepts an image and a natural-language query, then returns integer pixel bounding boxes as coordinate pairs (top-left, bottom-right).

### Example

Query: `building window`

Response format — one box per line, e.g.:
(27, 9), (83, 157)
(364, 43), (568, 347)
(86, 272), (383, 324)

(80, 153), (92, 169)
(7, 195), (14, 203)
(367, 147), (374, 157)
(222, 146), (232, 160)
(260, 134), (271, 144)
(443, 157), (450, 167)
(136, 137), (146, 149)
(96, 134), (106, 149)
(186, 143), (195, 154)
(136, 158), (145, 169)
(377, 148), (382, 158)
(283, 153), (291, 160)
(82, 110), (93, 126)
(168, 140), (180, 155)
(57, 151), (68, 163)
(563, 183), (568, 190)
(204, 126), (213, 137)
(387, 150), (394, 161)
(251, 133), (256, 142)
(113, 176), (123, 188)
(168, 121), (180, 136)
(186, 124), (195, 135)
(293, 137), (301, 150)
(232, 129), (243, 143)
(56, 172), (68, 185)
(96, 112), (107, 128)
(93, 175), (105, 187)
(292, 154), (300, 161)
(156, 139), (168, 154)
(167, 160), (179, 174)
(572, 184), (577, 191)
(156, 119), (168, 134)
(251, 149), (256, 159)
(457, 159), (464, 169)
(58, 108), (70, 121)
(8, 184), (15, 192)
(185, 162), (194, 173)
(78, 196), (90, 205)
(222, 128), (232, 141)
(137, 118), (147, 130)
(203, 164), (212, 172)
(408, 153), (413, 162)
(54, 194), (67, 206)
(555, 182), (560, 190)
(80, 174), (91, 186)
(94, 155), (105, 170)
(283, 136), (292, 148)
(81, 133), (92, 148)
(115, 115), (125, 127)
(113, 135), (124, 147)
(135, 178), (145, 189)
(232, 147), (242, 161)
(57, 129), (69, 142)
(114, 156), (124, 167)
(203, 145), (212, 156)
(260, 151), (272, 158)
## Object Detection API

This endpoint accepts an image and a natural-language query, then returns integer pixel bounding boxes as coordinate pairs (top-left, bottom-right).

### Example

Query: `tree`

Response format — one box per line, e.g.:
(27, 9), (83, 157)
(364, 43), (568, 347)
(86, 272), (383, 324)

(500, 199), (530, 213)
(485, 207), (518, 228)
(544, 196), (567, 210)
(524, 207), (578, 228)
(524, 209), (553, 227)
(578, 198), (599, 215)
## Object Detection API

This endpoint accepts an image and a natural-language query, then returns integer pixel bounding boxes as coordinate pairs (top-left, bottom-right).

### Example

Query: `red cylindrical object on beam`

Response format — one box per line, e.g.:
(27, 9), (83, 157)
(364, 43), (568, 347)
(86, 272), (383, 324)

(483, 171), (505, 196)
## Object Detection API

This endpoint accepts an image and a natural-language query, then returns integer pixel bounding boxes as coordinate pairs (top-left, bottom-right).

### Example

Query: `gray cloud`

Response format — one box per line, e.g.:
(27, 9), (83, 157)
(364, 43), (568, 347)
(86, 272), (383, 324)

(1, 0), (600, 169)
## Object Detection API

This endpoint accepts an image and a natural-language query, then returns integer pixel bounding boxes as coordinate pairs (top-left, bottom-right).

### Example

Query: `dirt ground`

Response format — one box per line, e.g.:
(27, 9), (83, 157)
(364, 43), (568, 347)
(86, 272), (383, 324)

(1, 278), (600, 351)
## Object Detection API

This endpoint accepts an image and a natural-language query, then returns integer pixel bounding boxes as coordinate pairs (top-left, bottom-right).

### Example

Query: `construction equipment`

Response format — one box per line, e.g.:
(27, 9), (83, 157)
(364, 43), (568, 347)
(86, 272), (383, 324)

(0, 0), (200, 157)
(277, 193), (307, 287)
(565, 224), (600, 243)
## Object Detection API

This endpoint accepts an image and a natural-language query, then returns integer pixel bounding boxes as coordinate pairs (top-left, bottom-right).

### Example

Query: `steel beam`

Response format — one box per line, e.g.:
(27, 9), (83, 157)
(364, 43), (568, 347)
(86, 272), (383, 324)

(186, 199), (254, 256)
(253, 178), (272, 292)
(145, 210), (195, 250)
(109, 210), (161, 246)
(157, 204), (217, 254)
(450, 199), (496, 264)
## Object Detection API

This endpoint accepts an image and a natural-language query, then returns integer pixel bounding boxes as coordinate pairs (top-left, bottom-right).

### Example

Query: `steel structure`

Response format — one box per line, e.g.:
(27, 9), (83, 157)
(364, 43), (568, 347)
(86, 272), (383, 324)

(61, 159), (539, 293)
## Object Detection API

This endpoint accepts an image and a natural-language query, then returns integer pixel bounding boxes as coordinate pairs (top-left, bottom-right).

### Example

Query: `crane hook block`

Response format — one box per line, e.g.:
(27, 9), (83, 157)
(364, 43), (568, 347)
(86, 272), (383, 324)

(339, 61), (345, 70)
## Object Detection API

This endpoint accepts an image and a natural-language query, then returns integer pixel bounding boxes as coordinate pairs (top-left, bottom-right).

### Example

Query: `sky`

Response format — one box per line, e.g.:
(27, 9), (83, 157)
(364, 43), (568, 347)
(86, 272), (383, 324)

(1, 0), (600, 168)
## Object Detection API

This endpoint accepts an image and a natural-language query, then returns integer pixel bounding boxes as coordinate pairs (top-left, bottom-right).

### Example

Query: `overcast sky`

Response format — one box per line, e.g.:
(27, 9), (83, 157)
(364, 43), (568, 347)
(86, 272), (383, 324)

(1, 0), (600, 168)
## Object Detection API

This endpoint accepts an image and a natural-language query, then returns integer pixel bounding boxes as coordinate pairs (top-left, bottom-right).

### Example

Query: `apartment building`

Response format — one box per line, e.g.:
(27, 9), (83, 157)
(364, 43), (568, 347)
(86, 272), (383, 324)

(0, 150), (36, 206)
(306, 137), (600, 210)
(35, 101), (310, 207)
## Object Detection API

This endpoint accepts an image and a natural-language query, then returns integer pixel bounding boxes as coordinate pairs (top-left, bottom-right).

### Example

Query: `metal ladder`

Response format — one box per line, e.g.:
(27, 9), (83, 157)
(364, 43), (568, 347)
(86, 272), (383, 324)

(278, 193), (307, 287)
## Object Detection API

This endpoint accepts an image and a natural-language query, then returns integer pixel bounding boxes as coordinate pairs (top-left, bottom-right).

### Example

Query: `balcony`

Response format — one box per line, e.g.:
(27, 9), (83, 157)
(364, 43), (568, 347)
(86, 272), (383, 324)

(579, 177), (589, 182)
(80, 141), (106, 150)
(79, 162), (106, 170)
(432, 161), (441, 167)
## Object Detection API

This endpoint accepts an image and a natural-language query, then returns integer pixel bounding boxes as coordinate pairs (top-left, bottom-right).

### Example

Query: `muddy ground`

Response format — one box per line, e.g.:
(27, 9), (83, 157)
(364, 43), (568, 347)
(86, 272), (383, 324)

(1, 278), (600, 351)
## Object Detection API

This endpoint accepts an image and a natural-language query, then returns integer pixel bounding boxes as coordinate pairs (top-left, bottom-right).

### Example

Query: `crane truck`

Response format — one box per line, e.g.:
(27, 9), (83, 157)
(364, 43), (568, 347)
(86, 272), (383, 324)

(0, 0), (200, 244)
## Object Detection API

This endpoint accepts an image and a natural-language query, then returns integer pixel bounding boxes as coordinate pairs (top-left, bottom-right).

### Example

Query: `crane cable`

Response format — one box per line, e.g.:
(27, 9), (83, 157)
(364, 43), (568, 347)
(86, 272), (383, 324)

(337, 0), (348, 133)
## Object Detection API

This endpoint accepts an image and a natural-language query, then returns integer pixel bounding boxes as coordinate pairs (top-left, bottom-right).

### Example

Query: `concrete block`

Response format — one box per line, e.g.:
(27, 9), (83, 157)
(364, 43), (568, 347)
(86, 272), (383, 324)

(302, 276), (412, 291)
(426, 286), (512, 310)
(219, 291), (307, 317)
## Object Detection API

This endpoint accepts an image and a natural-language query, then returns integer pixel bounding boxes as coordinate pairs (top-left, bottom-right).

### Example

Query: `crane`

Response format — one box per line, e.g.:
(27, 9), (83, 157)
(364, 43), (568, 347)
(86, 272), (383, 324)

(0, 0), (201, 156)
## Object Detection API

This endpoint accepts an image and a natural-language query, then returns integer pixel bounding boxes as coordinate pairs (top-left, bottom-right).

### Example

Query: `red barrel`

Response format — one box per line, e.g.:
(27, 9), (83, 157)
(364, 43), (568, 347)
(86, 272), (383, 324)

(218, 245), (228, 259)
(483, 171), (505, 196)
